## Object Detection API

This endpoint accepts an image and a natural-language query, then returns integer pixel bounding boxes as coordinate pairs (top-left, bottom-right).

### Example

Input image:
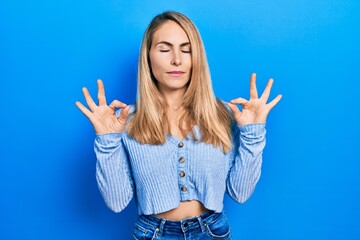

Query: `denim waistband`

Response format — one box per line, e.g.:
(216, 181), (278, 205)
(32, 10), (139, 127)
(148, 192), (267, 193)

(138, 211), (221, 232)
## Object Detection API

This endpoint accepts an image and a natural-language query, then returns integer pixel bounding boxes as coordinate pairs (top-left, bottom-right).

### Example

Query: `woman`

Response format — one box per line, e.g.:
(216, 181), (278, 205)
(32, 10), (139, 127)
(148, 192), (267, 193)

(76, 11), (282, 240)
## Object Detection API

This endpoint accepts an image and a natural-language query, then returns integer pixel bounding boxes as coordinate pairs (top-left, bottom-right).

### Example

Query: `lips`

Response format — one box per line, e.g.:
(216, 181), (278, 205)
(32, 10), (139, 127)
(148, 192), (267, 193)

(167, 71), (185, 77)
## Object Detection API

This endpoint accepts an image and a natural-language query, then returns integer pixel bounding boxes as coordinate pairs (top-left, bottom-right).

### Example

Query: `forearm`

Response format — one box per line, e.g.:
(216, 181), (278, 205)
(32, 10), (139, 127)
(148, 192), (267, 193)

(95, 133), (134, 212)
(226, 123), (266, 203)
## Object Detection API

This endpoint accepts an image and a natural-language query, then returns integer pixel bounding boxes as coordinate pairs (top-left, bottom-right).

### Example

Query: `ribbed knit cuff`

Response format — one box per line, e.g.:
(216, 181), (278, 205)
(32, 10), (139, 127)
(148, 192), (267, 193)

(237, 123), (266, 137)
(95, 132), (123, 146)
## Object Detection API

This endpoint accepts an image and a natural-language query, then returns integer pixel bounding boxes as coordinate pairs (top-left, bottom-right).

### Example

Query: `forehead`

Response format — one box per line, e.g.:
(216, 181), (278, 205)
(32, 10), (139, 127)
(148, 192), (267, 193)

(152, 20), (189, 44)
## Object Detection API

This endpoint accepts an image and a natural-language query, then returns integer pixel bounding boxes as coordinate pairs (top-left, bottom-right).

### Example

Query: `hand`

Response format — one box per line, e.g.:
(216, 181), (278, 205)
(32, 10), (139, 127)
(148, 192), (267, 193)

(75, 79), (130, 134)
(227, 73), (282, 126)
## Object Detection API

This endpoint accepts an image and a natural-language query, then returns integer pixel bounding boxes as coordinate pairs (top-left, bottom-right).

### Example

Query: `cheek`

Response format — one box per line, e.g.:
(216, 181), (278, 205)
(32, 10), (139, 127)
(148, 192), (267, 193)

(150, 61), (167, 84)
(149, 57), (159, 76)
(151, 64), (163, 82)
(150, 54), (164, 74)
(185, 55), (192, 69)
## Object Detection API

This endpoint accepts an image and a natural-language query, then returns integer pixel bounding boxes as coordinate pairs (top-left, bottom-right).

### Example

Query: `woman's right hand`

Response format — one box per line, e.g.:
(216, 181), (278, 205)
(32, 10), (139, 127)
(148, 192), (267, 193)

(75, 79), (130, 134)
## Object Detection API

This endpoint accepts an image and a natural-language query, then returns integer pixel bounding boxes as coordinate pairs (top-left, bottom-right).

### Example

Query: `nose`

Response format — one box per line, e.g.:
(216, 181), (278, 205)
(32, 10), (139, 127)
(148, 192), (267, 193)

(171, 51), (181, 66)
(171, 59), (181, 66)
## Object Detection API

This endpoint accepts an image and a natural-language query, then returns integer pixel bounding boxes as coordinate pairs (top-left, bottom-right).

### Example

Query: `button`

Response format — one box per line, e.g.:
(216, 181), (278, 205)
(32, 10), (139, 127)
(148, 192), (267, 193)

(179, 171), (185, 177)
(179, 157), (185, 163)
(183, 222), (188, 227)
(178, 142), (184, 148)
(181, 186), (187, 191)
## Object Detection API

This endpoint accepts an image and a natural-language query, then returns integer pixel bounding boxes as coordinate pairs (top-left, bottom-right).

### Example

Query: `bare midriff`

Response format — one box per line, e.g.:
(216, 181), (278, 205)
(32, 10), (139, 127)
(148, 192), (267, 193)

(153, 200), (210, 221)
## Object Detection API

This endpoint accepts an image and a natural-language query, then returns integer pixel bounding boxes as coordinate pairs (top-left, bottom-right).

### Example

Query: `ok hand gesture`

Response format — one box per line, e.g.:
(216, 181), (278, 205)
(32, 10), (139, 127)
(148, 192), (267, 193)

(75, 80), (130, 134)
(227, 73), (282, 126)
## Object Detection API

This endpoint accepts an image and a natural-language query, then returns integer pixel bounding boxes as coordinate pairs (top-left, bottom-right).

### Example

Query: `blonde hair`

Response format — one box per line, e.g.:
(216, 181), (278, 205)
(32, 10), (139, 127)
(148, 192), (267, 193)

(127, 11), (232, 152)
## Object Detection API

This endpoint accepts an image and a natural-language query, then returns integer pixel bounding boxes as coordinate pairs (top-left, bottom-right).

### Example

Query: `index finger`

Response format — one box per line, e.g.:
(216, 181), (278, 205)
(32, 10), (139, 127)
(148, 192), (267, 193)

(97, 79), (107, 106)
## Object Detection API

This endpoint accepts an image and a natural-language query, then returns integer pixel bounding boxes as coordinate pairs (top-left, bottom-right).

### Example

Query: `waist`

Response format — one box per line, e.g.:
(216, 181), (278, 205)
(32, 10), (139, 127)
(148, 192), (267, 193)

(139, 211), (218, 231)
(153, 200), (209, 220)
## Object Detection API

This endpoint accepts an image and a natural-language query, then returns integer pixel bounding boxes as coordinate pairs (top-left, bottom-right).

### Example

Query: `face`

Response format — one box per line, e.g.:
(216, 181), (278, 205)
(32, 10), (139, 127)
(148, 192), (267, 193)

(149, 20), (192, 95)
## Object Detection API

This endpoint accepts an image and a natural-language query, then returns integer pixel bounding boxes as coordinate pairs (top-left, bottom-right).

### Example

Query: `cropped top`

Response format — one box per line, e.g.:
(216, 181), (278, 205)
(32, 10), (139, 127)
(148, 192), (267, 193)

(94, 104), (266, 215)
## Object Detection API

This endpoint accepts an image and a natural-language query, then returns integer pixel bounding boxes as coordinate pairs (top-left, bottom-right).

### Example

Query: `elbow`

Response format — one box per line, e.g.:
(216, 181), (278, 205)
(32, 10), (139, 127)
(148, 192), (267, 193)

(236, 193), (253, 204)
(98, 183), (133, 213)
(106, 202), (124, 213)
(227, 184), (255, 204)
(103, 192), (133, 213)
(96, 171), (134, 213)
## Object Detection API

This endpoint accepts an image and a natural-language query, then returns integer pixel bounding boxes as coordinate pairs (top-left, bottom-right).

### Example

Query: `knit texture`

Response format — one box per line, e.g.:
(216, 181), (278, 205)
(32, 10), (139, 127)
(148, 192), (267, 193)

(94, 107), (266, 215)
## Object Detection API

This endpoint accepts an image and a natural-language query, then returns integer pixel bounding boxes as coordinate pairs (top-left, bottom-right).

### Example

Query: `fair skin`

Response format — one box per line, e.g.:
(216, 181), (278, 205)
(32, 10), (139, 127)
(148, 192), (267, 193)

(75, 20), (282, 221)
(149, 21), (193, 140)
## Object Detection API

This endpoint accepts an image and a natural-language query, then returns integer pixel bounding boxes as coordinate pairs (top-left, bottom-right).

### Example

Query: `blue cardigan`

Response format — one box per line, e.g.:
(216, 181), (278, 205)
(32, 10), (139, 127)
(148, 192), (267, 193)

(94, 105), (266, 215)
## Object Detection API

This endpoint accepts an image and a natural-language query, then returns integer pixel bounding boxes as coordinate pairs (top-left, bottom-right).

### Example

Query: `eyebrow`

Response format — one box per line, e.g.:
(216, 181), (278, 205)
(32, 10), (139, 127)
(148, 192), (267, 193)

(155, 41), (190, 47)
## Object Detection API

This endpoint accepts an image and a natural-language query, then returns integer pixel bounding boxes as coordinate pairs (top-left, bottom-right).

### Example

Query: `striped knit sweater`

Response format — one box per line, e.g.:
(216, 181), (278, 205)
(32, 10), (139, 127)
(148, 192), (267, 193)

(94, 106), (266, 215)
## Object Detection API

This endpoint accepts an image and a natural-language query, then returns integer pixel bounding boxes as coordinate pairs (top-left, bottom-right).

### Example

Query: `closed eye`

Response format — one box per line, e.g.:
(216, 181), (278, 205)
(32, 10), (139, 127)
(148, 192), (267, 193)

(160, 50), (170, 52)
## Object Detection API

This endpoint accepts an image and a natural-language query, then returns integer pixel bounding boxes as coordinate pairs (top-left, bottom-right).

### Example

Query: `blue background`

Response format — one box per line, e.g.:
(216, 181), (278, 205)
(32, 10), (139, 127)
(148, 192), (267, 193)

(1, 0), (359, 239)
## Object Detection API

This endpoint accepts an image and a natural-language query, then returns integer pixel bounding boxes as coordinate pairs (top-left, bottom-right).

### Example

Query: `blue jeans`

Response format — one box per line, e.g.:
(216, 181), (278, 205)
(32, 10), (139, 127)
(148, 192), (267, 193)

(133, 211), (231, 240)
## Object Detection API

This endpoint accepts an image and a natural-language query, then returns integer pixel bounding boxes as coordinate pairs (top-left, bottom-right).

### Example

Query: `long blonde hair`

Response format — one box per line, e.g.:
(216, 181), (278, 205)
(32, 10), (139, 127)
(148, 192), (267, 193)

(127, 11), (232, 152)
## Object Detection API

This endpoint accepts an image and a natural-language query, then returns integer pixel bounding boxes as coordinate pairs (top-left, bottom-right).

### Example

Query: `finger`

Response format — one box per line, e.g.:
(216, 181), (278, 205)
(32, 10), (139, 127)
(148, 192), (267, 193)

(82, 87), (97, 111)
(230, 97), (248, 106)
(260, 78), (274, 101)
(97, 79), (107, 106)
(118, 105), (130, 124)
(267, 94), (283, 110)
(227, 102), (242, 117)
(75, 101), (93, 119)
(250, 73), (258, 99)
(109, 100), (127, 111)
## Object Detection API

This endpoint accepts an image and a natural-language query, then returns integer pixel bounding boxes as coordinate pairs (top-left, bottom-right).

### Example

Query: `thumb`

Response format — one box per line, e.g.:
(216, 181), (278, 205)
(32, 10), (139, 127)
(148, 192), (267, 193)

(118, 105), (130, 124)
(227, 102), (242, 118)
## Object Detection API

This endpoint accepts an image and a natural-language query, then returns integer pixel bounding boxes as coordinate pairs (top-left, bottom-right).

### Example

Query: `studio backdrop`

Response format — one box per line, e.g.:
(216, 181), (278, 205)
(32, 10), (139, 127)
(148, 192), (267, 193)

(0, 0), (359, 239)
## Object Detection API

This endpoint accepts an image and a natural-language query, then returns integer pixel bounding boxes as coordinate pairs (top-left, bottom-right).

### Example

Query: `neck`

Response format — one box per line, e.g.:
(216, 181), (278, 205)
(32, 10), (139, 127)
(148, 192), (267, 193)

(160, 88), (186, 111)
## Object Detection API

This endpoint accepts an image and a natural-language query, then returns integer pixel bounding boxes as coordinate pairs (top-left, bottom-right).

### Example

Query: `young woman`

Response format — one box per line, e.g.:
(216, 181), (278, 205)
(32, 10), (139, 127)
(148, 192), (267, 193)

(76, 11), (282, 240)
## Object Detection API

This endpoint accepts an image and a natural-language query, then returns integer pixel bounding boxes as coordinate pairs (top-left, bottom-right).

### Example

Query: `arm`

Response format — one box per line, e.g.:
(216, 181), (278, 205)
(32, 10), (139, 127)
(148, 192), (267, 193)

(226, 73), (281, 203)
(95, 132), (134, 212)
(75, 79), (132, 212)
(226, 123), (266, 203)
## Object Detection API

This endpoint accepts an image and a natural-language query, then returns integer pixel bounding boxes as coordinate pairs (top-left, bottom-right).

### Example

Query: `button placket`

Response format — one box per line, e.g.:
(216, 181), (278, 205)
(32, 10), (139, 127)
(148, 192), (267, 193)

(177, 141), (188, 198)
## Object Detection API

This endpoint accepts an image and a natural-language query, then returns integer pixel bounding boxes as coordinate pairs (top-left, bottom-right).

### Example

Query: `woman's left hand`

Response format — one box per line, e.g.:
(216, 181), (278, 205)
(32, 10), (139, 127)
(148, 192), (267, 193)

(227, 73), (282, 126)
